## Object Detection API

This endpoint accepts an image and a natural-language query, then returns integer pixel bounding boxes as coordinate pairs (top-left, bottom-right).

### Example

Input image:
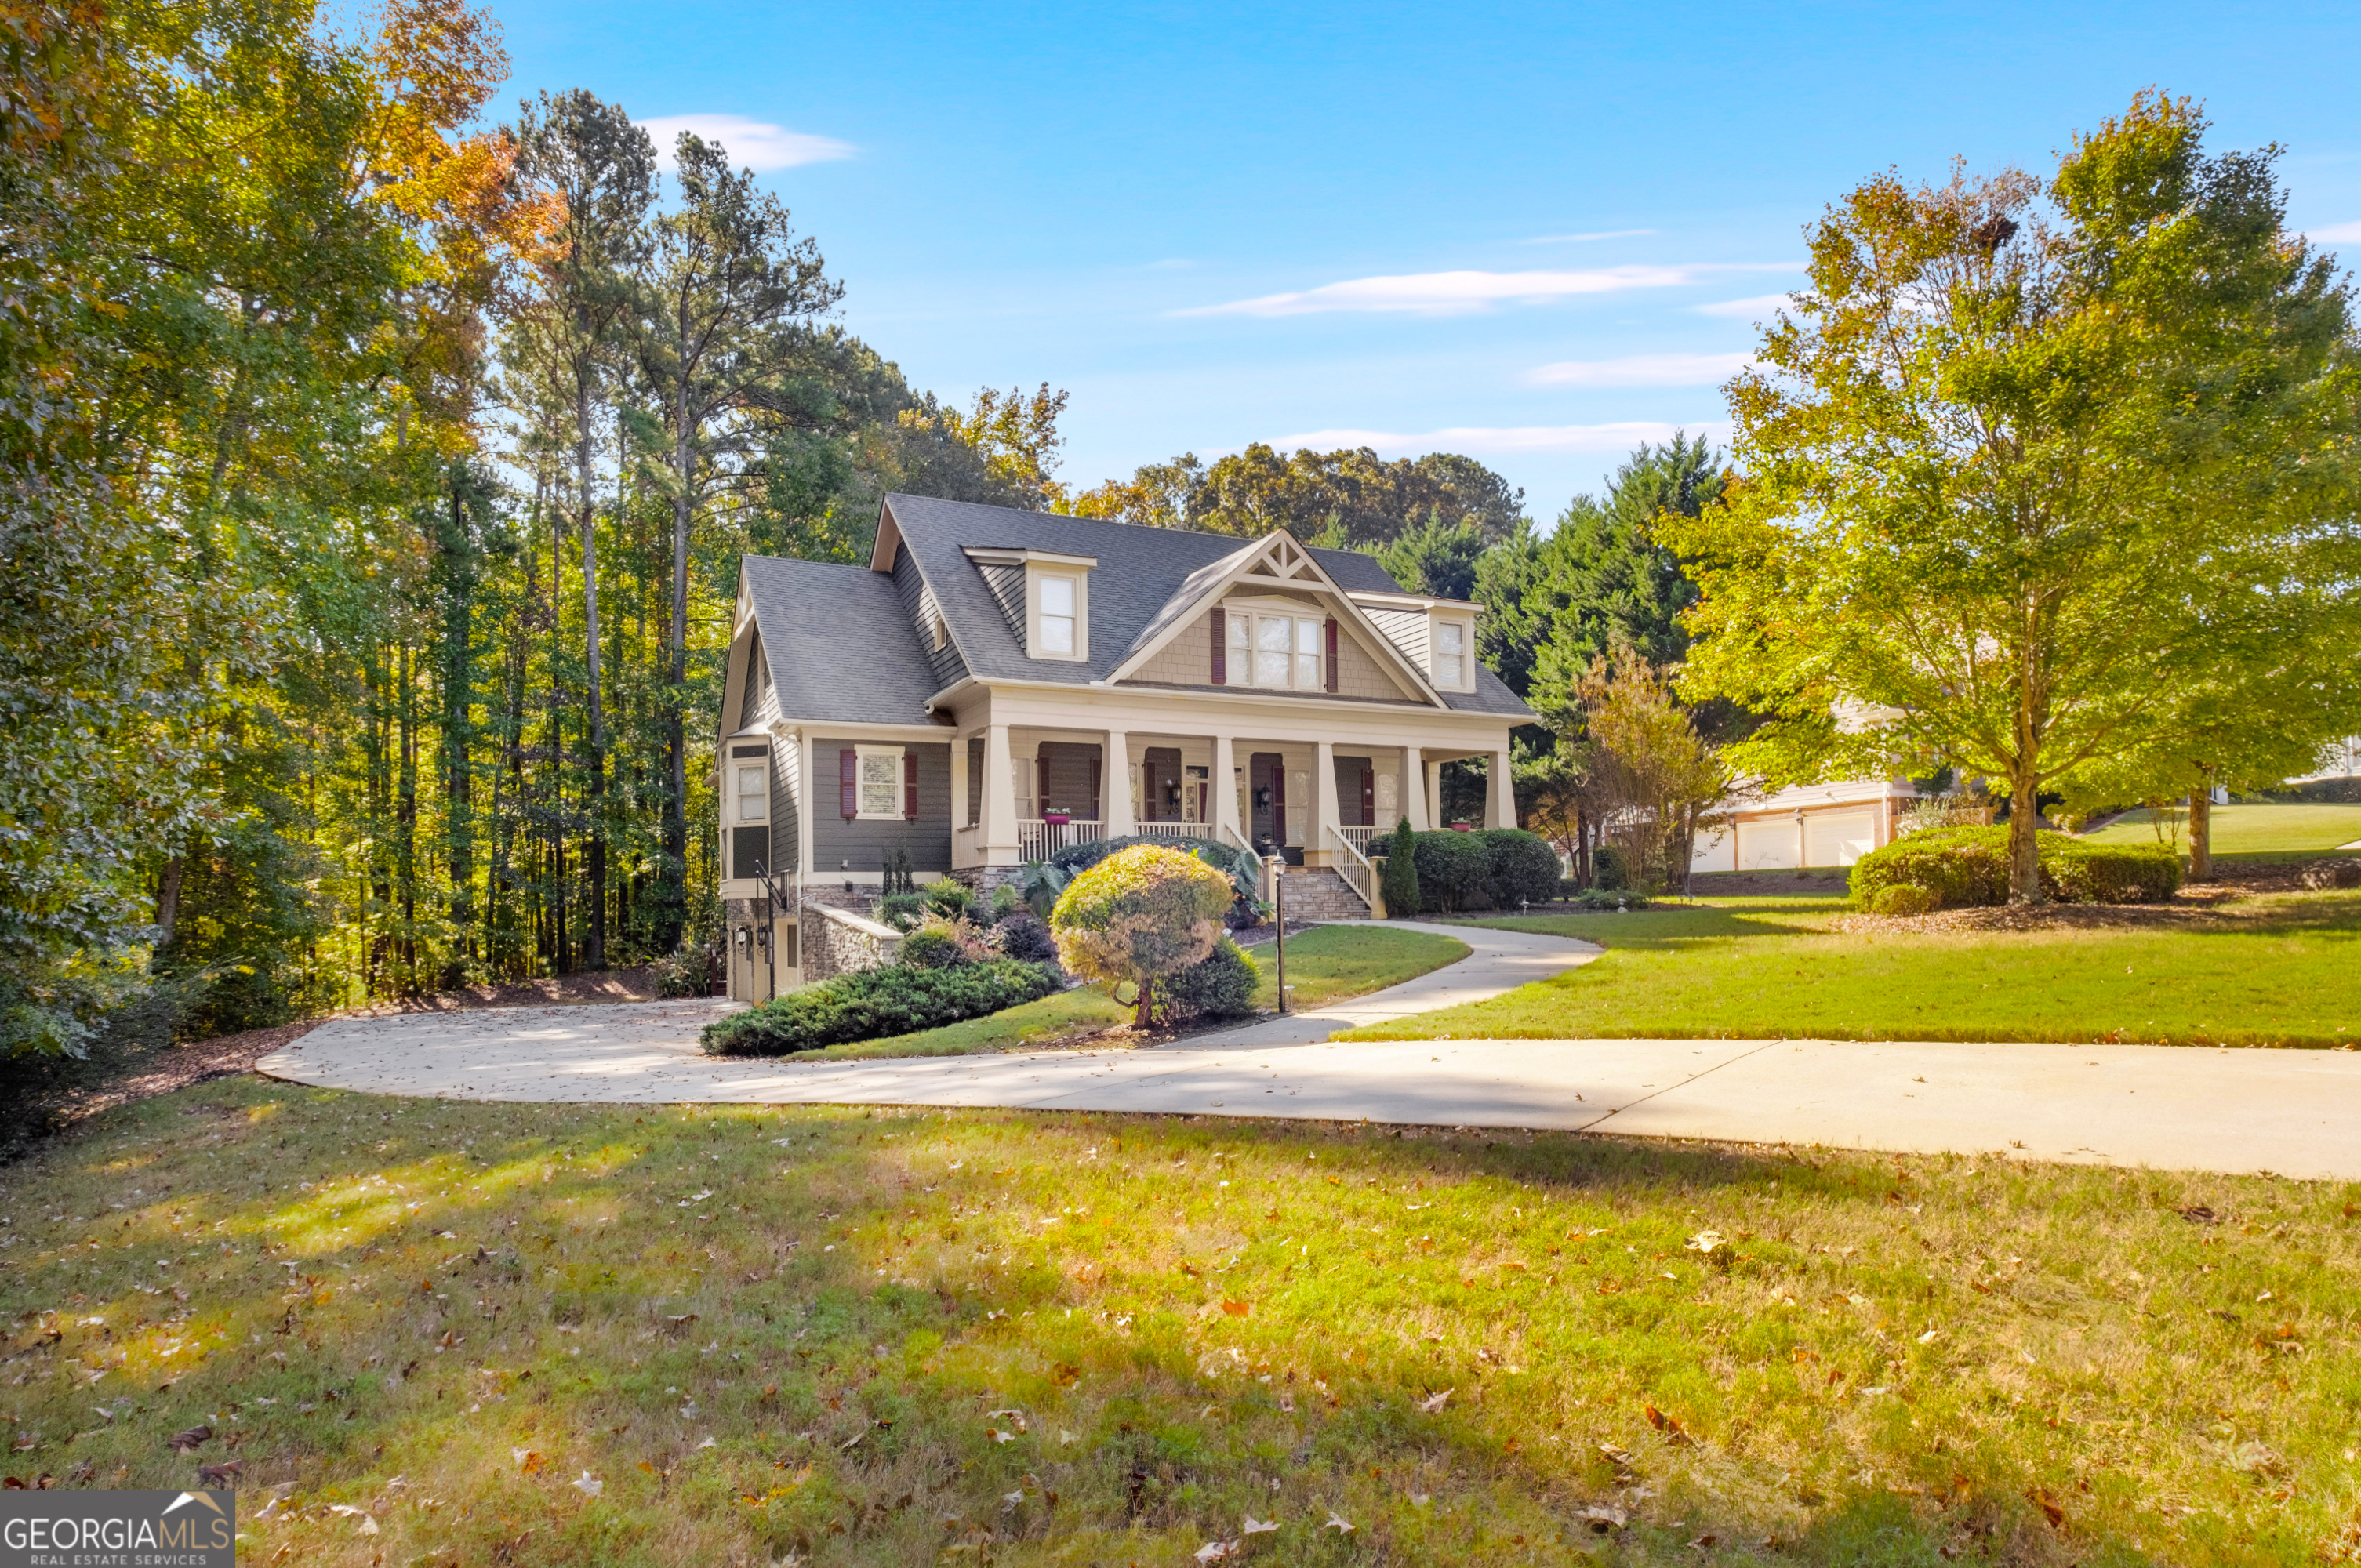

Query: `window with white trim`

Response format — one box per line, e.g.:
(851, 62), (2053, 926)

(735, 763), (768, 824)
(1222, 607), (1324, 691)
(1030, 571), (1085, 659)
(1433, 618), (1471, 691)
(856, 745), (903, 819)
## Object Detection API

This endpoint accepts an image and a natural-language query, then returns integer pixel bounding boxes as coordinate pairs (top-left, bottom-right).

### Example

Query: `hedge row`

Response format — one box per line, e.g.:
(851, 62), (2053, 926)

(700, 958), (1059, 1057)
(1848, 825), (2181, 909)
(1376, 827), (1561, 914)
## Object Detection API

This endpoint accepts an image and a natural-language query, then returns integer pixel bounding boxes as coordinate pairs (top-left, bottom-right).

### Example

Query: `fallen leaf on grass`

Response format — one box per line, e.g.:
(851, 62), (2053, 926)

(1324, 1510), (1354, 1534)
(1418, 1389), (1451, 1413)
(165, 1425), (212, 1453)
(194, 1461), (241, 1487)
(1193, 1541), (1237, 1563)
(513, 1449), (544, 1475)
(1221, 1299), (1249, 1317)
(1684, 1230), (1727, 1254)
(1243, 1515), (1278, 1534)
(1579, 1504), (1629, 1532)
(572, 1471), (602, 1497)
(1646, 1405), (1694, 1446)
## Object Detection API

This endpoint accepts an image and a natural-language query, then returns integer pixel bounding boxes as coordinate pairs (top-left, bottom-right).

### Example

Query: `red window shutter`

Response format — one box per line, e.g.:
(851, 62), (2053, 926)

(1089, 757), (1102, 820)
(1360, 767), (1375, 826)
(839, 749), (857, 819)
(1209, 608), (1225, 684)
(903, 752), (919, 819)
(1324, 617), (1339, 692)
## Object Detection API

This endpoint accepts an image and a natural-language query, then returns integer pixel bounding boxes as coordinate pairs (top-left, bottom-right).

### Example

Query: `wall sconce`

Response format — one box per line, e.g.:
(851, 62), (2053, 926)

(1254, 786), (1273, 808)
(733, 924), (750, 953)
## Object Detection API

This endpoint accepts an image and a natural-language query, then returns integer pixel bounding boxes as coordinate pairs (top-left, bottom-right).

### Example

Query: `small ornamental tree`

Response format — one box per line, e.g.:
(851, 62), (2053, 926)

(1049, 844), (1235, 1026)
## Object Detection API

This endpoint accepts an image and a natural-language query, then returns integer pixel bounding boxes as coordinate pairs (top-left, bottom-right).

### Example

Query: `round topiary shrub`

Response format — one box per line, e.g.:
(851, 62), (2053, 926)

(1479, 829), (1562, 909)
(1409, 829), (1492, 912)
(1869, 883), (1936, 917)
(1159, 936), (1258, 1021)
(1051, 843), (1237, 1025)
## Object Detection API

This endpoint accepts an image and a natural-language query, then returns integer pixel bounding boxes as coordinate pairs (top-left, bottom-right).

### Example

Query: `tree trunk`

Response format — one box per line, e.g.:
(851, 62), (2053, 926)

(2005, 760), (2045, 906)
(154, 855), (185, 948)
(442, 469), (475, 980)
(577, 405), (607, 971)
(2187, 786), (2213, 883)
(659, 414), (693, 955)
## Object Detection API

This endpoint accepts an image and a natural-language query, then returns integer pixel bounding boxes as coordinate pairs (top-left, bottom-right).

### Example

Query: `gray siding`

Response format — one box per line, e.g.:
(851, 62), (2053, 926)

(976, 561), (1027, 652)
(893, 550), (969, 692)
(812, 738), (954, 875)
(736, 631), (772, 729)
(771, 737), (799, 874)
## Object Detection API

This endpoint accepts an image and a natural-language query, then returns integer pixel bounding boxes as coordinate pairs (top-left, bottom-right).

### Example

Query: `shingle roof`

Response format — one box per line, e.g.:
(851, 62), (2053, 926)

(741, 555), (944, 726)
(740, 495), (1536, 722)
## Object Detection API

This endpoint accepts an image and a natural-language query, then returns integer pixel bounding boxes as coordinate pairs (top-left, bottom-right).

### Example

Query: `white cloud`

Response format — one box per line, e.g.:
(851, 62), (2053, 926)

(1261, 421), (1719, 456)
(1520, 228), (1658, 244)
(1526, 351), (1752, 387)
(1178, 263), (1793, 318)
(2305, 220), (2361, 241)
(1691, 292), (1792, 318)
(637, 114), (855, 172)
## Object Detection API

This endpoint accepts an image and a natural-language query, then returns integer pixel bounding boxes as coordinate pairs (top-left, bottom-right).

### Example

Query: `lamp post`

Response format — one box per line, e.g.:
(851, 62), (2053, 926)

(1268, 852), (1288, 1014)
(750, 858), (794, 1003)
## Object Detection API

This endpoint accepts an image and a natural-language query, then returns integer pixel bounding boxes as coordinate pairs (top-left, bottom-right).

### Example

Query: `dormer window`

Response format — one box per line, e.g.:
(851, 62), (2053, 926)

(1432, 617), (1472, 691)
(1222, 604), (1324, 691)
(1035, 573), (1080, 656)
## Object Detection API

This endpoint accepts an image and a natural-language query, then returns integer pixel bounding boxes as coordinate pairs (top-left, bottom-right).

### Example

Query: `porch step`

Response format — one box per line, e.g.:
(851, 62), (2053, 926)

(1273, 866), (1370, 920)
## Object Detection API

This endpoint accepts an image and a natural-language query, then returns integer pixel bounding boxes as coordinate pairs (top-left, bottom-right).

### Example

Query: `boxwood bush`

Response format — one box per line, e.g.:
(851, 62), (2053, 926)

(700, 957), (1057, 1057)
(1849, 825), (2181, 909)
(1399, 828), (1558, 913)
(1158, 936), (1258, 1022)
(1479, 829), (1563, 909)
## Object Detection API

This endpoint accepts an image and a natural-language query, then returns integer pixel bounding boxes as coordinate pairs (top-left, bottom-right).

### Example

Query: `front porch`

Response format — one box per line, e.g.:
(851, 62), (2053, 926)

(945, 711), (1518, 912)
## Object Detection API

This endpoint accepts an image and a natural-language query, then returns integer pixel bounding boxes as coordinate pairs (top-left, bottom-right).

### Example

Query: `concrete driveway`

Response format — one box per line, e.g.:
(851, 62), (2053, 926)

(257, 923), (2361, 1180)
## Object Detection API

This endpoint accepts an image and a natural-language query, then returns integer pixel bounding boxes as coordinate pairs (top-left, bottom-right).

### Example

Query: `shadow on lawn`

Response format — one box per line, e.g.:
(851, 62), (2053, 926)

(0, 1083), (2257, 1566)
(1450, 903), (1840, 953)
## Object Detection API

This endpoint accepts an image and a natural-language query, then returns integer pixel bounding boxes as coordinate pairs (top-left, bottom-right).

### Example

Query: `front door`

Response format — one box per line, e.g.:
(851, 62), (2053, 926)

(1142, 747), (1182, 823)
(1249, 752), (1286, 850)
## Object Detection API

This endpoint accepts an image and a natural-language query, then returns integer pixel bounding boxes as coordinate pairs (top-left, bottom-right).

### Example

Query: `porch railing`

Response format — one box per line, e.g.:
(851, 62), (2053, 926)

(1324, 824), (1377, 913)
(1017, 818), (1102, 862)
(1335, 824), (1382, 858)
(1130, 820), (1208, 842)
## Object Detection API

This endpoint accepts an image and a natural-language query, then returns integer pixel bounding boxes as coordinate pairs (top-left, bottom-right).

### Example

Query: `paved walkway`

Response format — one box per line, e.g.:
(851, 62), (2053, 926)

(257, 924), (2361, 1180)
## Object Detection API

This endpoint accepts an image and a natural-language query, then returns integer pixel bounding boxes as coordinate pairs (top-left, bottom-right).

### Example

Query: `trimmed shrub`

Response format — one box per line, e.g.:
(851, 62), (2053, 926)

(898, 925), (971, 970)
(1567, 887), (1651, 911)
(876, 891), (926, 932)
(1379, 818), (1420, 919)
(2042, 834), (2181, 903)
(1480, 829), (1561, 909)
(1409, 829), (1492, 913)
(701, 958), (1057, 1057)
(994, 909), (1059, 964)
(1869, 884), (1936, 917)
(1160, 936), (1258, 1022)
(1051, 844), (1237, 1024)
(1849, 825), (2183, 909)
(1050, 835), (1262, 917)
(1590, 844), (1629, 891)
(921, 878), (975, 920)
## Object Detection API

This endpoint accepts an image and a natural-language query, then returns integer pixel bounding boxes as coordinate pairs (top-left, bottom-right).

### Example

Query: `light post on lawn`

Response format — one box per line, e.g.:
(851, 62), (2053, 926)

(1268, 853), (1288, 1014)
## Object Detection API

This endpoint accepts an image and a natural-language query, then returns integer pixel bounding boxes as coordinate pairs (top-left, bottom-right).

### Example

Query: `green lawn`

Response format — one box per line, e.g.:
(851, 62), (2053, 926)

(1245, 924), (1469, 1011)
(2082, 802), (2361, 855)
(808, 987), (1131, 1061)
(1339, 891), (2361, 1048)
(8, 1080), (2354, 1565)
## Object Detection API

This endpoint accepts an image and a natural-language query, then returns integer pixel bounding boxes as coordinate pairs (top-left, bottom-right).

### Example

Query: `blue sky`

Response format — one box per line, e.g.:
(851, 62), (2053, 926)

(494, 1), (2361, 523)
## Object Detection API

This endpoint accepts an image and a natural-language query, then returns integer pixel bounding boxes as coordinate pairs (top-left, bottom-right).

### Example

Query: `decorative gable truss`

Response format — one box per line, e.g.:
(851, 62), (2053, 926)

(1105, 530), (1450, 706)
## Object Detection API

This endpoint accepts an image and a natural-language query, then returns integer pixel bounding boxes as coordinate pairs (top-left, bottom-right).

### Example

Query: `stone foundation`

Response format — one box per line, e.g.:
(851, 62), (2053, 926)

(802, 902), (902, 983)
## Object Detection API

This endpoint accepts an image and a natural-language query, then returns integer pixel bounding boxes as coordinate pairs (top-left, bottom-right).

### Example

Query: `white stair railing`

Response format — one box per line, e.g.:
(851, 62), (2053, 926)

(1335, 824), (1380, 858)
(1323, 824), (1376, 913)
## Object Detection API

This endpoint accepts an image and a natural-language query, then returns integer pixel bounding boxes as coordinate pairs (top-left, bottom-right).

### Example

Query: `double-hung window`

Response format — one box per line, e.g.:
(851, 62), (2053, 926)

(735, 763), (768, 824)
(857, 746), (903, 818)
(1433, 619), (1469, 690)
(1034, 573), (1080, 657)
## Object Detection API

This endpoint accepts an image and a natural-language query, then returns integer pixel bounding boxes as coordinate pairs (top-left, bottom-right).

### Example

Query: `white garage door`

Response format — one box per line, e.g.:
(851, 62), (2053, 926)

(1736, 818), (1801, 870)
(1690, 826), (1736, 873)
(1804, 811), (1878, 867)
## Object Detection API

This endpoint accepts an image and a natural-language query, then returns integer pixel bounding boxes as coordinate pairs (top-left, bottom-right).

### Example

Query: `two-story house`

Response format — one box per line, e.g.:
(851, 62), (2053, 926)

(715, 493), (1535, 1000)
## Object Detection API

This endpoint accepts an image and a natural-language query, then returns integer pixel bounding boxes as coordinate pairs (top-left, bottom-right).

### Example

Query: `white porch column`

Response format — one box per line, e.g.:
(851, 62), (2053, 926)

(1309, 739), (1342, 865)
(1426, 757), (1444, 829)
(1211, 732), (1241, 845)
(1102, 726), (1134, 836)
(1487, 746), (1516, 829)
(982, 723), (1019, 861)
(1403, 745), (1431, 830)
(950, 729), (970, 829)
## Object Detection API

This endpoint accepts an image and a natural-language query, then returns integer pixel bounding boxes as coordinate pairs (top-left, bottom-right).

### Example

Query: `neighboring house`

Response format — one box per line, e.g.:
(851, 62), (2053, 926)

(716, 493), (1537, 1000)
(1689, 776), (1926, 874)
